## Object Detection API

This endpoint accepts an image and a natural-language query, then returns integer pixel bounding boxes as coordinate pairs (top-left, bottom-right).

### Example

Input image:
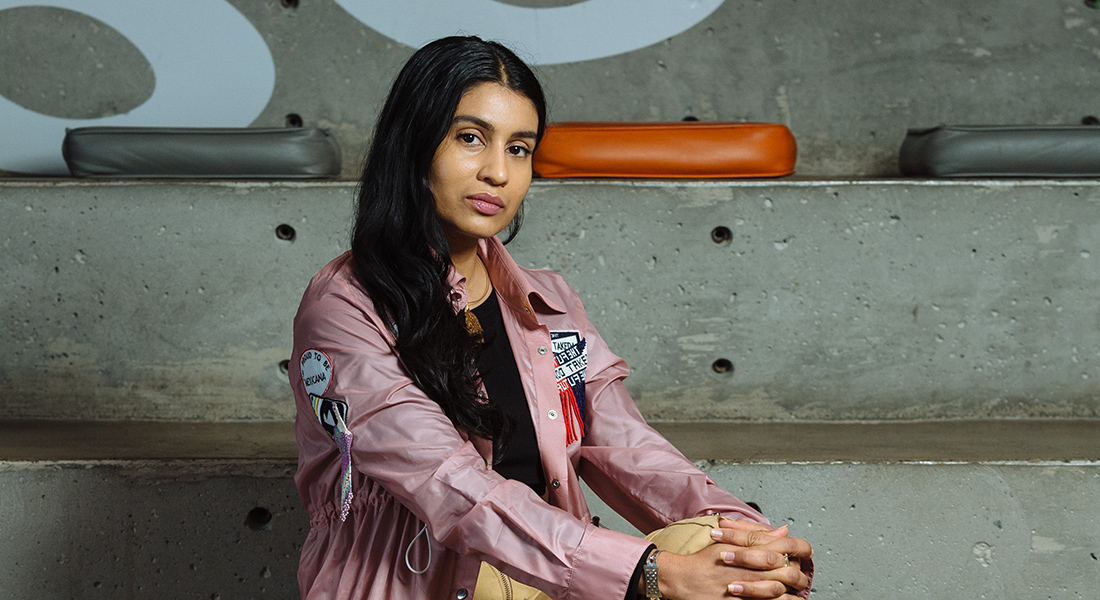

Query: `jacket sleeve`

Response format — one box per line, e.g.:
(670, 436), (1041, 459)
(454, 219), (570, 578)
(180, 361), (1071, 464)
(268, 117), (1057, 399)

(294, 281), (653, 600)
(571, 298), (815, 597)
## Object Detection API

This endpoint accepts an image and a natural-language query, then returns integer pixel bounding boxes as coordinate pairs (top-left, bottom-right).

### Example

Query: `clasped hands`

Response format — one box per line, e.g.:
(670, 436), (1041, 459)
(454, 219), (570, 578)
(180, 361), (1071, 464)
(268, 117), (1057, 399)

(656, 517), (812, 600)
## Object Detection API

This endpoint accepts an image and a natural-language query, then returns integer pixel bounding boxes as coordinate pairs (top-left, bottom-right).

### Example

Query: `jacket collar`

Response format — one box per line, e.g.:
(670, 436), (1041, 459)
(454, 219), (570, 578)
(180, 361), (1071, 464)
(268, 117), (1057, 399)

(481, 236), (566, 316)
(444, 236), (567, 314)
(445, 237), (567, 318)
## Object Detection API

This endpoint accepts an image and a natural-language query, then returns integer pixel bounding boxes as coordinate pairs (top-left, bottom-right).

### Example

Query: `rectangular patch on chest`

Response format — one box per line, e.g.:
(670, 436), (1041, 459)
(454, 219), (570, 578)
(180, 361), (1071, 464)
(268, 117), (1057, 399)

(551, 330), (587, 444)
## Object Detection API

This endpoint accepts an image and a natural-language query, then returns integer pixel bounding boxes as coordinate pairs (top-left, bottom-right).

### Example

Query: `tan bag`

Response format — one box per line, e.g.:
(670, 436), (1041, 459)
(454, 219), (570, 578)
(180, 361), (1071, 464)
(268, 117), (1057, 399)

(473, 515), (720, 599)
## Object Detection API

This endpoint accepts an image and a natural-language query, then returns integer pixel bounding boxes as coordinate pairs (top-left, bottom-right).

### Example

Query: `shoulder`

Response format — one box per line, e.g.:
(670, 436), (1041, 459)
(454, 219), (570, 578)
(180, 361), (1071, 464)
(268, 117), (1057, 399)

(294, 252), (390, 341)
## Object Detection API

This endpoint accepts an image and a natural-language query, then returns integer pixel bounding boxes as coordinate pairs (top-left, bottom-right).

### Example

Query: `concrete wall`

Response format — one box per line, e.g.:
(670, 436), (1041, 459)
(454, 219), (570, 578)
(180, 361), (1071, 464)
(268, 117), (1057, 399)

(0, 460), (304, 600)
(4, 0), (1100, 175)
(5, 1), (1100, 598)
(3, 459), (1097, 600)
(4, 179), (1100, 421)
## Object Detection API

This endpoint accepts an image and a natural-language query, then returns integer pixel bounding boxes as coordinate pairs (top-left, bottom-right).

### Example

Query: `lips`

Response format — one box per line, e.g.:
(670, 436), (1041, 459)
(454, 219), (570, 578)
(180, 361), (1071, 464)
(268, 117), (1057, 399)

(467, 193), (505, 216)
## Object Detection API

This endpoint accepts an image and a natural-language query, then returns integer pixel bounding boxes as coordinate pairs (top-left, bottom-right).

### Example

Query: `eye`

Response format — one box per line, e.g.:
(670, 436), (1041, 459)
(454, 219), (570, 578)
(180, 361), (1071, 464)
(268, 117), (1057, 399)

(458, 132), (483, 146)
(507, 144), (531, 157)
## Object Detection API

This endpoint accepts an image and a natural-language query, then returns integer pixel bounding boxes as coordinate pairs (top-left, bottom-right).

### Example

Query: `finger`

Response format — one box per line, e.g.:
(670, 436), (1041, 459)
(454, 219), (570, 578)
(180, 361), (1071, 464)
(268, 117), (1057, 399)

(779, 566), (810, 591)
(728, 566), (809, 593)
(732, 594), (801, 600)
(711, 527), (788, 547)
(751, 535), (814, 559)
(721, 548), (789, 571)
(727, 579), (789, 599)
(719, 555), (810, 590)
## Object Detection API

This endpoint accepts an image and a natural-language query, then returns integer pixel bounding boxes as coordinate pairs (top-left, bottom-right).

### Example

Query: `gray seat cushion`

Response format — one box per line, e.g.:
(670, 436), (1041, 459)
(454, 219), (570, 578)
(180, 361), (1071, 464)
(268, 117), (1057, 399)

(899, 125), (1100, 177)
(63, 127), (341, 178)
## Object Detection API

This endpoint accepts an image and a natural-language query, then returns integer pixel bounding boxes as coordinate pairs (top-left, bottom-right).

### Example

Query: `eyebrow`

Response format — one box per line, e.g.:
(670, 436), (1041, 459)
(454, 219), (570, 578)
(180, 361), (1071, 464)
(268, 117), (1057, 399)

(453, 115), (537, 141)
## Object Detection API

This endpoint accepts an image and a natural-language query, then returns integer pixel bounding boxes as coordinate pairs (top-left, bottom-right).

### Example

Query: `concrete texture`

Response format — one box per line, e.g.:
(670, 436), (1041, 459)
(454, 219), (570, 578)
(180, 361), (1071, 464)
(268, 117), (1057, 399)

(1, 459), (1097, 600)
(0, 6), (155, 120)
(2, 419), (1099, 463)
(588, 461), (1100, 600)
(0, 460), (304, 600)
(4, 0), (1100, 175)
(4, 179), (1100, 421)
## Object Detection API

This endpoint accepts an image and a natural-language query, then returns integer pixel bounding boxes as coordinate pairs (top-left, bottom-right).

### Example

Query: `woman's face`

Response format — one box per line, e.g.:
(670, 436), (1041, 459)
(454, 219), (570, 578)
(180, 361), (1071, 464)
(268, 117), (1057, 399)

(430, 82), (539, 248)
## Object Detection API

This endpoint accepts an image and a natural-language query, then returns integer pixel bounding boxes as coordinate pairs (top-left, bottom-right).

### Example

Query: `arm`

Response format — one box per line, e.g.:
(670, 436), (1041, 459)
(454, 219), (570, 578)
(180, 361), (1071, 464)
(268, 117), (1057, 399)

(293, 283), (653, 600)
(575, 315), (767, 531)
(569, 301), (814, 597)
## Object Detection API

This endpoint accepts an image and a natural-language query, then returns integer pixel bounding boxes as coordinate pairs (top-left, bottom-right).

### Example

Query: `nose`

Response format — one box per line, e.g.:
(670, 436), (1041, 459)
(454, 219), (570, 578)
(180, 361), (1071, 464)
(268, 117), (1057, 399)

(478, 146), (508, 187)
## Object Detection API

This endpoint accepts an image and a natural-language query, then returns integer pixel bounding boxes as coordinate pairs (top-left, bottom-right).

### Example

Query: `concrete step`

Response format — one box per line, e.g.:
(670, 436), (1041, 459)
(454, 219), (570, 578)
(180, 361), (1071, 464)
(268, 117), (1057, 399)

(5, 178), (1100, 423)
(1, 419), (1098, 462)
(1, 418), (1097, 600)
(0, 458), (304, 600)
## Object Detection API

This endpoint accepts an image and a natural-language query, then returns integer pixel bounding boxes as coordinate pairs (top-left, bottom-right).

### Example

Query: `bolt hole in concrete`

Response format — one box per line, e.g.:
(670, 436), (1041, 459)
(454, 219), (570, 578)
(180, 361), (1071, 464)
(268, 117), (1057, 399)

(245, 507), (273, 531)
(285, 112), (304, 127)
(1082, 115), (1100, 125)
(712, 358), (734, 374)
(682, 115), (699, 122)
(276, 224), (297, 241)
(282, 0), (300, 9)
(278, 359), (290, 375)
(711, 226), (733, 244)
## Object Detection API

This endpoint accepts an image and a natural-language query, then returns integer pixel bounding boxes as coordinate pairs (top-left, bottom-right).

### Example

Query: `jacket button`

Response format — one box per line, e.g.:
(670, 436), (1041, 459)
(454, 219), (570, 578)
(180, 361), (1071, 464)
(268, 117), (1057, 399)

(537, 346), (548, 355)
(551, 479), (561, 489)
(457, 589), (468, 599)
(548, 409), (558, 420)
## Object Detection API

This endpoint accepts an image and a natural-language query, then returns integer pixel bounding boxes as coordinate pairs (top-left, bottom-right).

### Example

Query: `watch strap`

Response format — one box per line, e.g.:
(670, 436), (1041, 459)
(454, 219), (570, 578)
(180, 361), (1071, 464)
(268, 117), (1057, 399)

(643, 549), (662, 599)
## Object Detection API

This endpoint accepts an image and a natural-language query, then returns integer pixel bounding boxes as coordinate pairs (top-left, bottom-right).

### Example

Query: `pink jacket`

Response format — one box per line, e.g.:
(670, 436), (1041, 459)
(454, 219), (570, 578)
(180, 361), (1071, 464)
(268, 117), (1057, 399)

(291, 237), (781, 600)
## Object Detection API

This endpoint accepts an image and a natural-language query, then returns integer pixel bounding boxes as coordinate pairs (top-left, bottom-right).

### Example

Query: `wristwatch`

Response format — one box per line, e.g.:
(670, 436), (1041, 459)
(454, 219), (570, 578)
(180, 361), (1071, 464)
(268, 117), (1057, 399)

(643, 549), (663, 600)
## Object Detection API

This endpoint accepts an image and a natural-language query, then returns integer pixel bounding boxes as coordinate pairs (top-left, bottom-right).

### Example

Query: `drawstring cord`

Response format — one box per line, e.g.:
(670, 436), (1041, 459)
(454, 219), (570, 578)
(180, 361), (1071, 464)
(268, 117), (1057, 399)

(405, 523), (431, 574)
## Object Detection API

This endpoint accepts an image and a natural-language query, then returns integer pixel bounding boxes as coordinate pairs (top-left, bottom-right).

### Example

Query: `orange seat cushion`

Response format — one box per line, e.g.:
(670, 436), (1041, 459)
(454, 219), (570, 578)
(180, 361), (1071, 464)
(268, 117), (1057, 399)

(532, 122), (797, 178)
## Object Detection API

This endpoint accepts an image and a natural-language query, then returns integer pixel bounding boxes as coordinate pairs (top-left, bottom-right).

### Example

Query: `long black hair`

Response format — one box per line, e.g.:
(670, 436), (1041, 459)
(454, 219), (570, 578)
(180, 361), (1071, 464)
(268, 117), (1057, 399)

(350, 36), (547, 446)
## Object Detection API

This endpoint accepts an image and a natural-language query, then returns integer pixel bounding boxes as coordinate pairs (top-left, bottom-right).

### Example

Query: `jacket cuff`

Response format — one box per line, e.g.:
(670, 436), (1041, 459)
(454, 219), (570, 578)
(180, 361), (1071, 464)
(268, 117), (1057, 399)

(566, 526), (653, 600)
(626, 543), (656, 600)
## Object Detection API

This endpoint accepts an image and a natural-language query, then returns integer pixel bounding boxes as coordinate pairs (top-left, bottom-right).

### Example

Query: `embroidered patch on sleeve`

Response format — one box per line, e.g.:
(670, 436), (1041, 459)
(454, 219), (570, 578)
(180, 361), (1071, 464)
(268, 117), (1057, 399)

(309, 392), (353, 522)
(300, 348), (333, 397)
(310, 394), (349, 441)
(551, 330), (587, 445)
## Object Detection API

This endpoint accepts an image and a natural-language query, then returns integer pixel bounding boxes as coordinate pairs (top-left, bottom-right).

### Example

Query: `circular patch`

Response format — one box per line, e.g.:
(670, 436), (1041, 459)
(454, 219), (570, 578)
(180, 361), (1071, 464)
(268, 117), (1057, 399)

(300, 348), (333, 397)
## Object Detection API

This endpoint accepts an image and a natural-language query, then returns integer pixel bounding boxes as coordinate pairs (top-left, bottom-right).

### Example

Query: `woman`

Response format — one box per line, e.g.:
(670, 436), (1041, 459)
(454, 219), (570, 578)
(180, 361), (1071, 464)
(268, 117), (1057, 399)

(291, 36), (813, 600)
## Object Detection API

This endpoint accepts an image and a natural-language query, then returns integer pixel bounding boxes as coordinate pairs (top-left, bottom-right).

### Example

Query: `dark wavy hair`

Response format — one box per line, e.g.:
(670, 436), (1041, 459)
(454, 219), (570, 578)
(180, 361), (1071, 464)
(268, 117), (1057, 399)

(350, 36), (547, 447)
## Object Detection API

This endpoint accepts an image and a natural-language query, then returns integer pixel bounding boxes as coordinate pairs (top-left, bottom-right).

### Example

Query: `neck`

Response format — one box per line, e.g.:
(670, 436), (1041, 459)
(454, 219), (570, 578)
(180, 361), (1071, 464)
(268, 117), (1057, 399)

(448, 236), (491, 307)
(448, 236), (481, 282)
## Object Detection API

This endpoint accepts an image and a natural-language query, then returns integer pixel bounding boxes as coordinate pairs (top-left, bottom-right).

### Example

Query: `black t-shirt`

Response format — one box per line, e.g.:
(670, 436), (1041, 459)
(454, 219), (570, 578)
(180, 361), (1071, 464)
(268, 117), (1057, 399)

(471, 289), (650, 598)
(471, 289), (547, 496)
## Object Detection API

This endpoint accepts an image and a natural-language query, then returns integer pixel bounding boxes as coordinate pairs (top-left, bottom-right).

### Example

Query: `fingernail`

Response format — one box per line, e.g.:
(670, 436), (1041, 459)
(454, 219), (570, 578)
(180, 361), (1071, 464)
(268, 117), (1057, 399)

(728, 584), (744, 594)
(768, 524), (789, 535)
(710, 529), (722, 541)
(722, 551), (736, 563)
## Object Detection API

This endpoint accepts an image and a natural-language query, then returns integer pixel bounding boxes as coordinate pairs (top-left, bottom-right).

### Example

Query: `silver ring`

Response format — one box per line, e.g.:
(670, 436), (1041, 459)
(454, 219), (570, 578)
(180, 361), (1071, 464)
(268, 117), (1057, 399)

(784, 554), (790, 567)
